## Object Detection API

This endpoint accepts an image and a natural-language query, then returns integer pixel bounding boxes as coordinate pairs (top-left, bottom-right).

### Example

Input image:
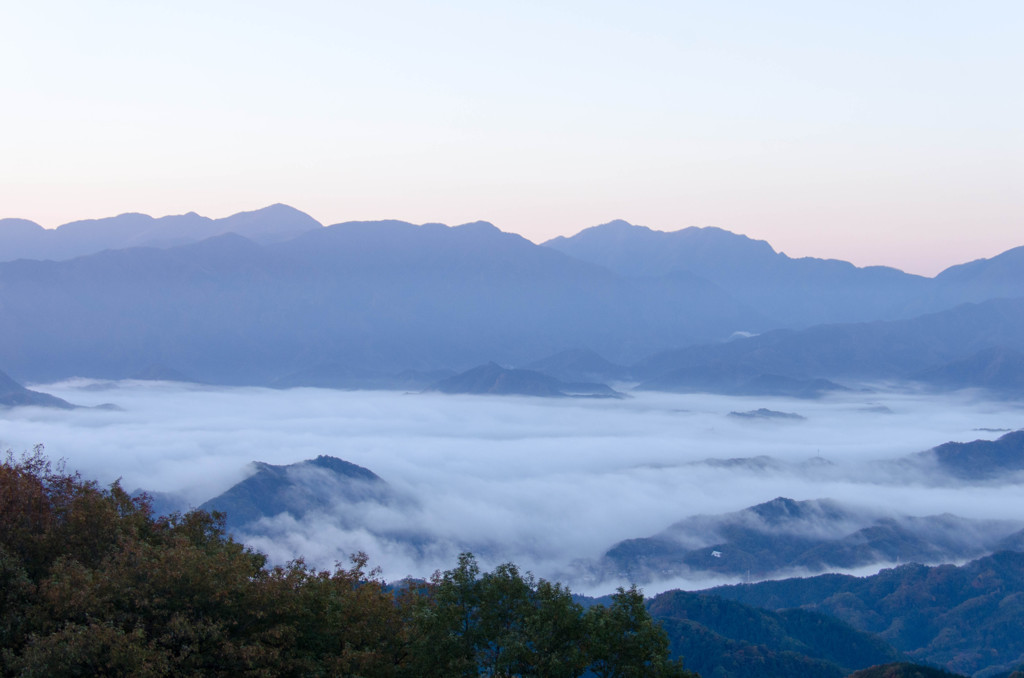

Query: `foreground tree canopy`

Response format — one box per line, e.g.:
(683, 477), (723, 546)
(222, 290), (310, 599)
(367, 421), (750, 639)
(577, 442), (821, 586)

(0, 449), (695, 677)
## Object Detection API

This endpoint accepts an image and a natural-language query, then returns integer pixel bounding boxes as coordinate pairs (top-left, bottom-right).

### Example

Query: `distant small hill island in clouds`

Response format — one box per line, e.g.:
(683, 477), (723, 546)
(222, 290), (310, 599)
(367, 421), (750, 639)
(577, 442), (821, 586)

(2, 204), (1024, 399)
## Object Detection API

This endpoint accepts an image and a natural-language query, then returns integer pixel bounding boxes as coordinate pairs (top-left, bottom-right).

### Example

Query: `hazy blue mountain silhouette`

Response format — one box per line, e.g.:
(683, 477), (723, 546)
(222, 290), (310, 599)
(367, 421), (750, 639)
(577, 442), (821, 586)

(598, 497), (1022, 583)
(426, 362), (622, 398)
(544, 220), (931, 327)
(0, 203), (320, 261)
(0, 219), (760, 384)
(933, 245), (1024, 302)
(637, 362), (848, 398)
(4, 209), (1024, 389)
(524, 348), (631, 384)
(911, 347), (1024, 395)
(270, 363), (455, 391)
(0, 368), (74, 409)
(128, 364), (196, 383)
(546, 220), (1024, 331)
(728, 408), (806, 420)
(633, 298), (1024, 387)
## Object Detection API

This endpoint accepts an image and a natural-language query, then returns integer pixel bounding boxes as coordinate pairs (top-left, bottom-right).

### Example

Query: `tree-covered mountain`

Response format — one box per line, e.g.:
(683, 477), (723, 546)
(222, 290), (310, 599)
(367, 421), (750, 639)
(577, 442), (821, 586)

(912, 429), (1024, 481)
(9, 448), (1023, 678)
(199, 455), (392, 535)
(846, 664), (969, 678)
(646, 589), (902, 678)
(703, 550), (1024, 677)
(0, 451), (694, 678)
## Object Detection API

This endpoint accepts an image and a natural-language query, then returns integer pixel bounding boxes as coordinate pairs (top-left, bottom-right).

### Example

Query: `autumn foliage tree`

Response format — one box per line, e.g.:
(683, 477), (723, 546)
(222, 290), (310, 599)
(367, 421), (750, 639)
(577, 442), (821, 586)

(0, 448), (695, 677)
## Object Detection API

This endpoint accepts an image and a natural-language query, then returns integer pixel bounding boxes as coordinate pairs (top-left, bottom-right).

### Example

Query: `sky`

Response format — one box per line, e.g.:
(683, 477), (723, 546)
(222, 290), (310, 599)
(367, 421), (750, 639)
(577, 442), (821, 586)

(2, 1), (1021, 276)
(4, 380), (1024, 593)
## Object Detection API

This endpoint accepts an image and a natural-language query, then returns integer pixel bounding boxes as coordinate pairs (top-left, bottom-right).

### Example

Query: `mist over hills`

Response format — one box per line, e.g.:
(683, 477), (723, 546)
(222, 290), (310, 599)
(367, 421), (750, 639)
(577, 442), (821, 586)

(0, 203), (321, 261)
(6, 207), (1024, 678)
(633, 298), (1024, 391)
(2, 206), (1024, 398)
(0, 215), (757, 384)
(198, 455), (393, 535)
(131, 425), (1024, 600)
(915, 429), (1024, 481)
(597, 497), (1023, 584)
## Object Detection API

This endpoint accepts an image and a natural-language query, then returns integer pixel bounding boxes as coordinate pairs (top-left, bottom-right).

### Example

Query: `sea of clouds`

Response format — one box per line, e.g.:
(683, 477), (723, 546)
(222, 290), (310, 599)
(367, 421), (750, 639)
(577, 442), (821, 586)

(3, 380), (1023, 595)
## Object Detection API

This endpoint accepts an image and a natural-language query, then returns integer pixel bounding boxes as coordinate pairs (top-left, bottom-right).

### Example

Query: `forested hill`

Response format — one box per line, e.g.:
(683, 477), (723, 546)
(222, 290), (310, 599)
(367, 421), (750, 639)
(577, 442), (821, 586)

(701, 551), (1024, 676)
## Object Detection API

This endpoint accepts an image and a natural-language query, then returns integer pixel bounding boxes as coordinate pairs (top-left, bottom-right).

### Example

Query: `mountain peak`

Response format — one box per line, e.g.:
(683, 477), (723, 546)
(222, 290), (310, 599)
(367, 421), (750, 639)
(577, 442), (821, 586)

(593, 218), (644, 231)
(455, 220), (499, 231)
(218, 204), (322, 243)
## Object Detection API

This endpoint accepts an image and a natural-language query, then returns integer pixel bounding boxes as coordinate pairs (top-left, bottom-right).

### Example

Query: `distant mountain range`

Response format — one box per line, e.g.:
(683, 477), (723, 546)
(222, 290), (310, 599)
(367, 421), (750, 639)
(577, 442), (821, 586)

(2, 206), (1023, 396)
(545, 220), (933, 328)
(0, 203), (321, 261)
(546, 220), (1024, 326)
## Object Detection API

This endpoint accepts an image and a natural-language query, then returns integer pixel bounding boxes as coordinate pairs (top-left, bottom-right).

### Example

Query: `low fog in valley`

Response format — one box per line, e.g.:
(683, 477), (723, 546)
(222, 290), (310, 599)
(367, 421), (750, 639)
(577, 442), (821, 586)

(4, 379), (1022, 595)
(5, 6), (1023, 672)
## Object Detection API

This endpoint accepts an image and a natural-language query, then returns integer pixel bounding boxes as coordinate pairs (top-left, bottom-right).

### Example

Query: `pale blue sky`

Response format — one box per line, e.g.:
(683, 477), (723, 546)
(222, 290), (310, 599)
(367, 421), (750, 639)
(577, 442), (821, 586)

(2, 1), (1021, 275)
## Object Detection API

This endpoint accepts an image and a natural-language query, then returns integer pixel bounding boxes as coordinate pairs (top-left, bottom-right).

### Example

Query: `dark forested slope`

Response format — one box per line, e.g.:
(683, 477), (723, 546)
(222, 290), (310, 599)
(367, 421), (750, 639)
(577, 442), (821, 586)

(703, 551), (1024, 676)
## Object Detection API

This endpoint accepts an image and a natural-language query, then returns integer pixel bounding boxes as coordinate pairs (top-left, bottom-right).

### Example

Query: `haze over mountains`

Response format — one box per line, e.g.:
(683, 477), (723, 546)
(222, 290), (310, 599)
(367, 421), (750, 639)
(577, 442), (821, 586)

(2, 204), (1024, 398)
(599, 496), (1024, 584)
(0, 203), (321, 260)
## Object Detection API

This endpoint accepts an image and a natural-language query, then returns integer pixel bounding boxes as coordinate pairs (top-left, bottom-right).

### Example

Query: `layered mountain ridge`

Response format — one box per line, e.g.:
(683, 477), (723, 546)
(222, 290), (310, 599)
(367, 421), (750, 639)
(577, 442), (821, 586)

(2, 207), (1023, 397)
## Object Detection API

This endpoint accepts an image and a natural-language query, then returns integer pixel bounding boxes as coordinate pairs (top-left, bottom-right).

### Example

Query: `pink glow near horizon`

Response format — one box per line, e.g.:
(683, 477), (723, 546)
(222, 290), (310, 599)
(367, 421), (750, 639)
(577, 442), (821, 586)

(1, 2), (1020, 278)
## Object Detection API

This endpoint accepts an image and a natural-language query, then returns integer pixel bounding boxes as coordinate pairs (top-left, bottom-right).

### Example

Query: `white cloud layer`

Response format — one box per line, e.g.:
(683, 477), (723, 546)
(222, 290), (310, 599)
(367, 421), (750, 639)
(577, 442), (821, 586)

(3, 381), (1023, 594)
